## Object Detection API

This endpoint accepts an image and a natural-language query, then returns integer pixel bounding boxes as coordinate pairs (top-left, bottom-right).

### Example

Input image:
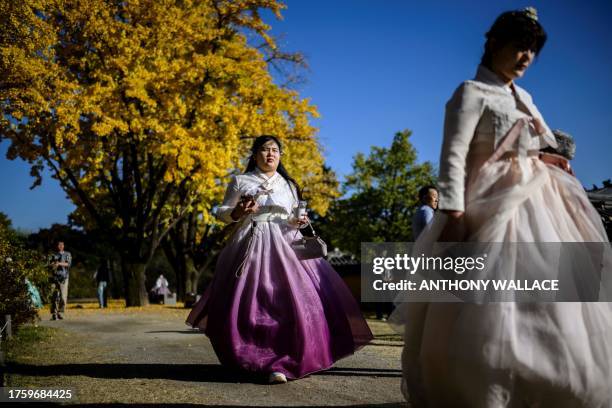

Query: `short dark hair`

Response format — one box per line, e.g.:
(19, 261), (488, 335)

(418, 185), (437, 202)
(482, 9), (547, 68)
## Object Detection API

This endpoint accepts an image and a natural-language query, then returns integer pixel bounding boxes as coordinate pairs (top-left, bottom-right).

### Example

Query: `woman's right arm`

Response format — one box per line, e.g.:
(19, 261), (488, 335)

(438, 82), (485, 214)
(216, 176), (242, 223)
(437, 83), (484, 241)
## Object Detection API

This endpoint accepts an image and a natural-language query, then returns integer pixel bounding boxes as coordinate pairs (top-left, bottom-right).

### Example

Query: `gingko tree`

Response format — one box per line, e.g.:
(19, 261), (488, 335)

(0, 0), (336, 305)
(161, 205), (230, 300)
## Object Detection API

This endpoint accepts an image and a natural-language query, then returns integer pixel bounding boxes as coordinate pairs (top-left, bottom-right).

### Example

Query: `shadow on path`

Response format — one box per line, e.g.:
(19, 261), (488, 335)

(315, 367), (402, 378)
(23, 403), (407, 408)
(7, 363), (402, 383)
(7, 363), (258, 384)
(367, 341), (403, 348)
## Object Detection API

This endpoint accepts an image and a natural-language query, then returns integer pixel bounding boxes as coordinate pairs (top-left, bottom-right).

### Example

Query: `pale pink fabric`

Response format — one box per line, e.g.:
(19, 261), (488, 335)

(392, 67), (612, 407)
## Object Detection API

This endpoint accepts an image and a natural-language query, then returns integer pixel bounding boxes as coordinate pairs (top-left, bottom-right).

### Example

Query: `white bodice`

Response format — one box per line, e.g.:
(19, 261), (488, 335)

(216, 168), (298, 224)
(438, 65), (558, 212)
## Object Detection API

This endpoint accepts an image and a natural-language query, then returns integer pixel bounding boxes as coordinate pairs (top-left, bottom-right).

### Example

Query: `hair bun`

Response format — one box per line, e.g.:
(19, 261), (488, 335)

(522, 6), (538, 21)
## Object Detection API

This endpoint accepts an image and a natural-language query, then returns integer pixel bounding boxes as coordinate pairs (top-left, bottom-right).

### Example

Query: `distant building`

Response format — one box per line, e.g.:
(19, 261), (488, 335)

(327, 247), (359, 268)
(327, 248), (361, 301)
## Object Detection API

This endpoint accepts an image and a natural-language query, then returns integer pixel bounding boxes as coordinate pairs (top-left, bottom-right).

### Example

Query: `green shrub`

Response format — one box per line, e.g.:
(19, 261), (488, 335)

(0, 220), (49, 330)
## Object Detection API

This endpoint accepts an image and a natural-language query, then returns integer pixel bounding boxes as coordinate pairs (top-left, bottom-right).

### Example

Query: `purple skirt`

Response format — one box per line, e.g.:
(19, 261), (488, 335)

(186, 219), (373, 379)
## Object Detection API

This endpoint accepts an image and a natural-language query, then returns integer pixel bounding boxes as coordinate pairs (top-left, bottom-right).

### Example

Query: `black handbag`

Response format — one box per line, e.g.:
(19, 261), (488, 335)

(291, 220), (327, 260)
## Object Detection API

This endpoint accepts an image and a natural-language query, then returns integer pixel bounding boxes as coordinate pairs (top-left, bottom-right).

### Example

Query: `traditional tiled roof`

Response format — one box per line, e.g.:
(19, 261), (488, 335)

(326, 248), (359, 266)
(588, 186), (612, 202)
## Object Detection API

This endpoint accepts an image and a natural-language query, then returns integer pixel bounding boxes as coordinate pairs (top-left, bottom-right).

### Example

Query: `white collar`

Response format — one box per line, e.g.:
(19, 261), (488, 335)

(475, 65), (513, 94)
(252, 168), (282, 189)
(476, 65), (557, 149)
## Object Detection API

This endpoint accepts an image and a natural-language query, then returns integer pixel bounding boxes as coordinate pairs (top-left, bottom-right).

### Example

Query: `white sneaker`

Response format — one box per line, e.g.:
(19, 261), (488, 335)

(268, 372), (287, 384)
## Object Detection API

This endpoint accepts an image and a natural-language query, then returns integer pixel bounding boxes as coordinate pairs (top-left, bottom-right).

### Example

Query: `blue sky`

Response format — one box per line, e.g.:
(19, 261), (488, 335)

(1, 0), (611, 231)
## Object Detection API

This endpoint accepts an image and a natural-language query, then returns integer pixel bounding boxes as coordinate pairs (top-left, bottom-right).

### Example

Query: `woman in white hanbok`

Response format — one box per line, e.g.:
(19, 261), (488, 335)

(392, 8), (612, 407)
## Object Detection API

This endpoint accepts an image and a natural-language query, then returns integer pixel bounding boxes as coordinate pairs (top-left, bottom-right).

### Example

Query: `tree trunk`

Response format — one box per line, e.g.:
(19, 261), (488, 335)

(121, 258), (148, 307)
(162, 238), (186, 301)
(185, 257), (199, 294)
(168, 251), (199, 302)
(175, 254), (187, 302)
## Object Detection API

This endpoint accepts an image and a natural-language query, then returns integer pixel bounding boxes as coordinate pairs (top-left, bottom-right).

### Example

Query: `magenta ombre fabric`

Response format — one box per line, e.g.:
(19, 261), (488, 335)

(187, 219), (373, 379)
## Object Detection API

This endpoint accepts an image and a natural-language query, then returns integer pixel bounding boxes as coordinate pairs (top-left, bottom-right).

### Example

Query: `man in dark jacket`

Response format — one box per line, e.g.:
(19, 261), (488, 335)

(94, 259), (111, 308)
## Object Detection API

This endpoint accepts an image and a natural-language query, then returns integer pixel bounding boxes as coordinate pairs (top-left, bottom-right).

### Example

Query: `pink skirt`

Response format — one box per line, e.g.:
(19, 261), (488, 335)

(394, 153), (612, 406)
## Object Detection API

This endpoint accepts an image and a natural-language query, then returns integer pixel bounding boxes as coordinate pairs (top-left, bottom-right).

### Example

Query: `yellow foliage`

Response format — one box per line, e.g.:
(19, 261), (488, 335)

(0, 0), (338, 240)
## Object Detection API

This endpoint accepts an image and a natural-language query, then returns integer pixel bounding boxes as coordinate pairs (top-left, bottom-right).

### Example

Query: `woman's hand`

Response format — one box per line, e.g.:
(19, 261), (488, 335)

(296, 214), (310, 228)
(288, 213), (309, 229)
(443, 210), (464, 219)
(539, 153), (574, 176)
(230, 196), (260, 221)
(439, 210), (465, 242)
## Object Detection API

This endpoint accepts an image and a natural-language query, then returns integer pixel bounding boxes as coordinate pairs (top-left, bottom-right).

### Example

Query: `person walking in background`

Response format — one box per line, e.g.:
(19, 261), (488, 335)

(151, 274), (170, 295)
(187, 135), (373, 384)
(411, 185), (438, 239)
(149, 273), (172, 304)
(94, 259), (111, 308)
(375, 264), (395, 321)
(392, 7), (612, 407)
(49, 241), (71, 320)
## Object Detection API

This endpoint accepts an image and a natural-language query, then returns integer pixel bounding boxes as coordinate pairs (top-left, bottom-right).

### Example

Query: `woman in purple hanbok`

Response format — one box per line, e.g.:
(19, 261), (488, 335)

(187, 136), (373, 383)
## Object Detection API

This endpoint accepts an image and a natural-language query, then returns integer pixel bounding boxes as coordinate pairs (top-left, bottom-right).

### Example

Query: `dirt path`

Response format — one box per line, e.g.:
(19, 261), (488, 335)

(7, 303), (408, 407)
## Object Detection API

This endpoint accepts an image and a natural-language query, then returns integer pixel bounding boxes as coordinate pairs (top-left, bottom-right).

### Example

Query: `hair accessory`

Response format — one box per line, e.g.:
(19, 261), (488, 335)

(548, 129), (576, 160)
(522, 6), (538, 21)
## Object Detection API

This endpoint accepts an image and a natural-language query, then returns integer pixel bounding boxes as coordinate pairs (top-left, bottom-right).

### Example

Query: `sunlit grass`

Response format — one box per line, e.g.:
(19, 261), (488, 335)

(65, 299), (186, 311)
(6, 325), (58, 362)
